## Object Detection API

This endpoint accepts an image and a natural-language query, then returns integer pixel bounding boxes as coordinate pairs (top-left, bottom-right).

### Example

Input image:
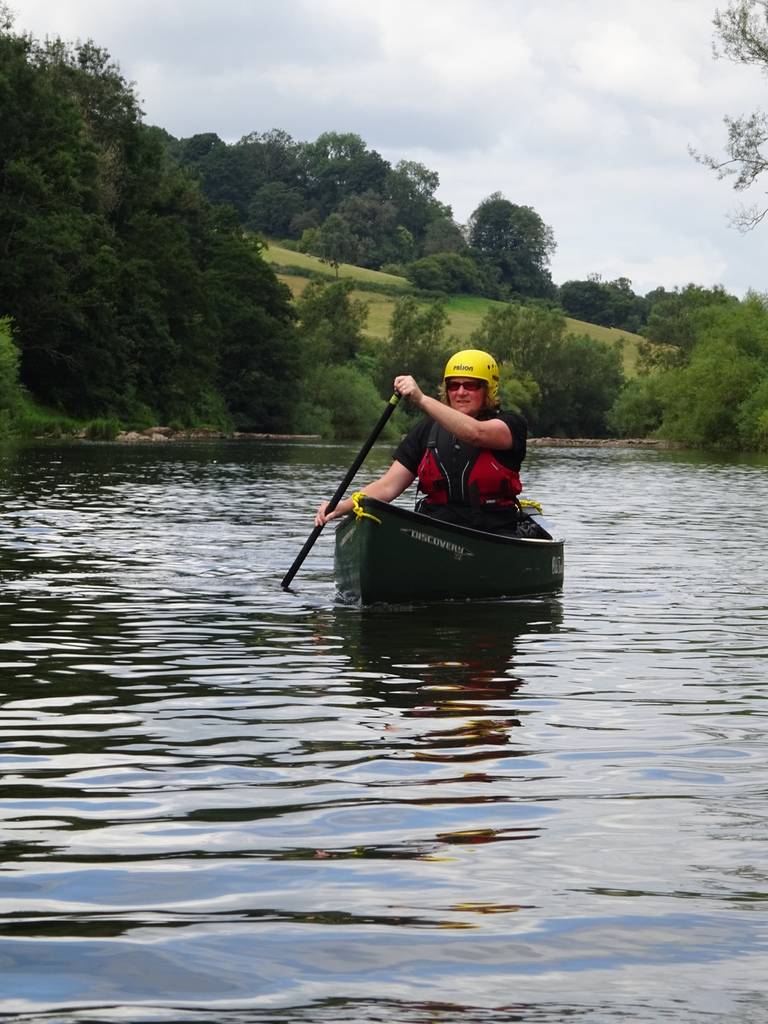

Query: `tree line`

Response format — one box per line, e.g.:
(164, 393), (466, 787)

(609, 285), (768, 449)
(2, 5), (768, 451)
(167, 126), (681, 333)
(0, 11), (625, 442)
(165, 128), (560, 304)
(0, 14), (299, 436)
(607, 1), (768, 452)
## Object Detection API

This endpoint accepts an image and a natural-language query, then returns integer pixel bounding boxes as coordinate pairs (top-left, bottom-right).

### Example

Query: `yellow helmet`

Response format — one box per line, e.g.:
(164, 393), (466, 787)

(443, 349), (499, 403)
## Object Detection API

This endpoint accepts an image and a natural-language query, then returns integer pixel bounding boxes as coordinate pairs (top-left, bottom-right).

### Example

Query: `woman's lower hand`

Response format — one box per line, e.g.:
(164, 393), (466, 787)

(315, 501), (342, 527)
(315, 501), (330, 527)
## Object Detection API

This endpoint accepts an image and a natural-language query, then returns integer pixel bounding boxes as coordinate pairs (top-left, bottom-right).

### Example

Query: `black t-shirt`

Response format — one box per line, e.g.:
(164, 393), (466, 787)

(393, 409), (527, 476)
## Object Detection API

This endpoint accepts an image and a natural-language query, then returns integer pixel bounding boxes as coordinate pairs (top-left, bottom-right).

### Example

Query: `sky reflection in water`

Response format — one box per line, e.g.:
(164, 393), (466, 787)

(0, 440), (766, 1022)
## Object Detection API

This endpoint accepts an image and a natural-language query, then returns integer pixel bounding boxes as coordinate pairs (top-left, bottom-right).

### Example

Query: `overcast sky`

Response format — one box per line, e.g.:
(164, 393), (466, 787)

(10, 0), (768, 296)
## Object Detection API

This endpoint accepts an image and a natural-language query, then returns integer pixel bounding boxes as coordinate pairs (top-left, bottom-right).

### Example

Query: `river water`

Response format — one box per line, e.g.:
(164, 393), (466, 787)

(0, 439), (766, 1023)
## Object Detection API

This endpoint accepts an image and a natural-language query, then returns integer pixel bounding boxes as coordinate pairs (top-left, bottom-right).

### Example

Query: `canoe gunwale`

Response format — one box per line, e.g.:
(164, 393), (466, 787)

(335, 496), (564, 547)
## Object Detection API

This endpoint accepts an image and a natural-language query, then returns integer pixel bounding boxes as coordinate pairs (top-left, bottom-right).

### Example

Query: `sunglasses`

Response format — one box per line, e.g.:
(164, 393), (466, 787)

(445, 379), (484, 392)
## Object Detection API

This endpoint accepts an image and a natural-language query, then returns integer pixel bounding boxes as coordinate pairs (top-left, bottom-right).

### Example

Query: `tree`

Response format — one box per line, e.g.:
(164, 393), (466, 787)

(375, 297), (451, 404)
(603, 289), (768, 450)
(169, 124), (451, 263)
(246, 182), (305, 236)
(497, 363), (540, 418)
(404, 253), (484, 294)
(111, 162), (220, 424)
(178, 132), (225, 165)
(559, 278), (615, 325)
(301, 132), (389, 218)
(238, 128), (306, 189)
(185, 142), (254, 220)
(208, 217), (300, 432)
(296, 279), (368, 364)
(692, 1), (768, 227)
(467, 192), (556, 298)
(736, 375), (768, 447)
(0, 14), (302, 430)
(539, 333), (625, 436)
(332, 192), (401, 268)
(607, 376), (665, 438)
(291, 279), (382, 440)
(311, 213), (356, 276)
(0, 25), (129, 413)
(471, 303), (566, 376)
(559, 276), (648, 332)
(294, 362), (388, 440)
(653, 296), (768, 447)
(385, 159), (448, 242)
(175, 128), (307, 230)
(0, 317), (24, 434)
(640, 284), (738, 366)
(470, 303), (624, 436)
(423, 216), (467, 255)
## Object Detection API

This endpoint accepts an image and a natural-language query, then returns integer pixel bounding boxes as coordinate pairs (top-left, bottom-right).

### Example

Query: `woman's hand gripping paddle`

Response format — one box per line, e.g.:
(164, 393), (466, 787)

(281, 392), (401, 590)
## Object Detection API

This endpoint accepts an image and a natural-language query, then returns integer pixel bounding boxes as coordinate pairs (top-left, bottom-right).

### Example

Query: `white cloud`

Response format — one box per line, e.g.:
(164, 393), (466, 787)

(569, 21), (704, 107)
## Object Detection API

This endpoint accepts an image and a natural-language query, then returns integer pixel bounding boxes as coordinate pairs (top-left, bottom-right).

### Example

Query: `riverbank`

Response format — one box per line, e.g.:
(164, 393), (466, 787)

(110, 427), (676, 448)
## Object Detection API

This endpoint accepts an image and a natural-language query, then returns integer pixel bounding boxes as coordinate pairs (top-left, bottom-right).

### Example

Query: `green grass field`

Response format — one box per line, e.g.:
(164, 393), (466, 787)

(265, 243), (410, 289)
(266, 243), (646, 375)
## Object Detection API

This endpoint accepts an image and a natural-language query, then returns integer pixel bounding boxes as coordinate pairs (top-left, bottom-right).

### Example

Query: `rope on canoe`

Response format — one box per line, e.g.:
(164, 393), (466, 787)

(520, 498), (544, 514)
(350, 491), (541, 524)
(351, 491), (381, 524)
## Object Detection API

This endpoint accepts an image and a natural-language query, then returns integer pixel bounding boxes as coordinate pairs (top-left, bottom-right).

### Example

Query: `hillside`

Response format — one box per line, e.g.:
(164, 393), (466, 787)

(264, 243), (646, 375)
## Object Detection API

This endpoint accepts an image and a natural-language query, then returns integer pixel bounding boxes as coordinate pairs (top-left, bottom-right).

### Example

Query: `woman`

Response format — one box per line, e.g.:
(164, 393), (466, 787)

(315, 349), (527, 533)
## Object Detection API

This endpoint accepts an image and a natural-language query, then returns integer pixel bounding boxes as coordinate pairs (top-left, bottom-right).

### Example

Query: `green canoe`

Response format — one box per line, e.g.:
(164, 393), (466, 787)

(334, 495), (564, 604)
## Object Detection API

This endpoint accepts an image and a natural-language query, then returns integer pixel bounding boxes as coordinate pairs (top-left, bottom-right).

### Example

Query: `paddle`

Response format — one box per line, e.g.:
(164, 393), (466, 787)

(281, 391), (401, 590)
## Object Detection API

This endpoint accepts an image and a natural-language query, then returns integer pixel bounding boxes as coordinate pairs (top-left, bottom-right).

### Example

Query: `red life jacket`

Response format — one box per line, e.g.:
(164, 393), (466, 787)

(416, 423), (522, 508)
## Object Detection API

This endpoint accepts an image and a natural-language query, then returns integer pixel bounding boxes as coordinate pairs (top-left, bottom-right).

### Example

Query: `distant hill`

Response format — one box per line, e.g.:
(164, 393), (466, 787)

(264, 243), (646, 375)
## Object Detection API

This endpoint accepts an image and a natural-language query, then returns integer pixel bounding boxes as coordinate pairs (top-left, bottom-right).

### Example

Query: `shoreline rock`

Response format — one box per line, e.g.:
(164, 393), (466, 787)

(113, 429), (322, 442)
(528, 437), (682, 448)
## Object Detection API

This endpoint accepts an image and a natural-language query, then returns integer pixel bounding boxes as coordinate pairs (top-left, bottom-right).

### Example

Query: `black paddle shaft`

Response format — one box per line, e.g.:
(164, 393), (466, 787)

(280, 392), (401, 590)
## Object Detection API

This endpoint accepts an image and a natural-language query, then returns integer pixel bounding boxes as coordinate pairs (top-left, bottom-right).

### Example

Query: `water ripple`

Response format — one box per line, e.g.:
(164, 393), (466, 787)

(0, 441), (767, 1020)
